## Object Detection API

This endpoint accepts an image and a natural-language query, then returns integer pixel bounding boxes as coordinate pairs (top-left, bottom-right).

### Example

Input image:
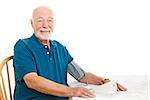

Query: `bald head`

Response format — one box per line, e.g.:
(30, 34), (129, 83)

(32, 6), (54, 20)
(31, 6), (55, 40)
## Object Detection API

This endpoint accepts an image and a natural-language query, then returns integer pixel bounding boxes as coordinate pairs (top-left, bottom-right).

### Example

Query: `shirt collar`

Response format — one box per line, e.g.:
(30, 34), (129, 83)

(30, 33), (56, 49)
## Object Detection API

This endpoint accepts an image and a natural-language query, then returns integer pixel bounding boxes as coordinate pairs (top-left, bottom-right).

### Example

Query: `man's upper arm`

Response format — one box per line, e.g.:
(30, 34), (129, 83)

(67, 60), (85, 81)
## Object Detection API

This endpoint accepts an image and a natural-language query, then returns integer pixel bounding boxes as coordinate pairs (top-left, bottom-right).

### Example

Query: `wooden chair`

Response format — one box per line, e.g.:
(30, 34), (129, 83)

(0, 56), (15, 100)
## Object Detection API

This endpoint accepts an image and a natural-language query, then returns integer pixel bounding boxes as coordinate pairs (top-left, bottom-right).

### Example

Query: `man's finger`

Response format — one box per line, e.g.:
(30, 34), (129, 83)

(82, 90), (95, 98)
(81, 88), (95, 98)
(117, 83), (127, 91)
(104, 79), (110, 83)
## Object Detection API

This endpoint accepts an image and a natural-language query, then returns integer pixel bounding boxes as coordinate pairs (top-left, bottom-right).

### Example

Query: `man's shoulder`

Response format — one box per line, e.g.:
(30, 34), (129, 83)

(14, 37), (31, 48)
(52, 40), (66, 48)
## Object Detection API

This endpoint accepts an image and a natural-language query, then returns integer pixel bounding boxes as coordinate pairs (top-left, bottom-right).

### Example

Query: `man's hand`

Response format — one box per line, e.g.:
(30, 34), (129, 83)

(99, 78), (110, 85)
(99, 79), (127, 91)
(70, 87), (95, 98)
(79, 72), (127, 92)
(116, 83), (127, 91)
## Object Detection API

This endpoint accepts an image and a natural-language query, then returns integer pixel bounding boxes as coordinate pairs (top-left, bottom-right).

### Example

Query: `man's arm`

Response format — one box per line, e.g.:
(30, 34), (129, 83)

(79, 72), (109, 85)
(79, 72), (127, 91)
(23, 72), (95, 98)
(68, 61), (127, 91)
(68, 61), (85, 81)
(68, 61), (107, 85)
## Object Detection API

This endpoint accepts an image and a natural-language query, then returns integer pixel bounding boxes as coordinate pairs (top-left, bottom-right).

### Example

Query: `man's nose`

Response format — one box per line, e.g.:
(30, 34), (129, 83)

(42, 21), (49, 28)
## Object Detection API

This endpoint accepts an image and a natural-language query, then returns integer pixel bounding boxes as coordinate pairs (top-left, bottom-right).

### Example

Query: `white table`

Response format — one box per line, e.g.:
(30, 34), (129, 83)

(69, 75), (149, 100)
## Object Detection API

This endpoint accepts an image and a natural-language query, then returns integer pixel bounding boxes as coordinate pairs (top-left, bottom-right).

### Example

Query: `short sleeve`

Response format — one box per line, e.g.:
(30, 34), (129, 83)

(13, 39), (37, 82)
(64, 47), (73, 64)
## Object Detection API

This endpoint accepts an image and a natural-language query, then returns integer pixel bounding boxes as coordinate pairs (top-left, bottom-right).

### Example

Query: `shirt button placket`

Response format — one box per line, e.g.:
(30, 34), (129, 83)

(50, 58), (52, 61)
(44, 45), (52, 61)
(44, 45), (48, 49)
(47, 52), (49, 55)
(44, 45), (49, 55)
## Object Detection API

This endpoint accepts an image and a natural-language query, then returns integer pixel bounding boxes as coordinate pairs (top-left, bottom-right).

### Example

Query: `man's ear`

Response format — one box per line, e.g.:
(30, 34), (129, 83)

(31, 19), (34, 28)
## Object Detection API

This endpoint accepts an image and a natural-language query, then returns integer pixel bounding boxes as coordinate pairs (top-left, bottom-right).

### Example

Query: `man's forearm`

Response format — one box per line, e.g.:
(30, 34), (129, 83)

(24, 74), (73, 97)
(79, 72), (107, 85)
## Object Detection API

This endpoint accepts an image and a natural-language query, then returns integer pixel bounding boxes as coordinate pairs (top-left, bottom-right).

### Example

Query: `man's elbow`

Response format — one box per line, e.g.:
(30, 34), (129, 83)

(23, 72), (39, 89)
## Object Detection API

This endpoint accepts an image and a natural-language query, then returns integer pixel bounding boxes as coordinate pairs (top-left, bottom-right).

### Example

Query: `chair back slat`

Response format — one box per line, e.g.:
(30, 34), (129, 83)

(0, 56), (14, 100)
(1, 73), (7, 100)
(6, 63), (13, 100)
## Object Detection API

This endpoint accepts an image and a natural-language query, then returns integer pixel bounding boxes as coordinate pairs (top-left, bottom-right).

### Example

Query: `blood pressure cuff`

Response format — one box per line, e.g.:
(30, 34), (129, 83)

(68, 60), (85, 80)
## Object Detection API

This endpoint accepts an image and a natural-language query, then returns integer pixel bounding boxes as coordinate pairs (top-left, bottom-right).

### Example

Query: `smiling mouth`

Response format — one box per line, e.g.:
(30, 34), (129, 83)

(40, 30), (50, 34)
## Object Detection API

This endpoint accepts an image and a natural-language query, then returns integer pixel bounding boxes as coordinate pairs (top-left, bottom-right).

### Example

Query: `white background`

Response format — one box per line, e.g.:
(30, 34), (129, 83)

(0, 0), (150, 76)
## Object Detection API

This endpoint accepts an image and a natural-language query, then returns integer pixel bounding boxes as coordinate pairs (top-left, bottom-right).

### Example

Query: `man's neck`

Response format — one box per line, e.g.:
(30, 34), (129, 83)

(39, 40), (50, 48)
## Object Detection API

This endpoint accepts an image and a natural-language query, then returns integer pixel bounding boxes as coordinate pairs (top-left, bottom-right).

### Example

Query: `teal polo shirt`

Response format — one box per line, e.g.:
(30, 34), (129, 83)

(13, 34), (73, 100)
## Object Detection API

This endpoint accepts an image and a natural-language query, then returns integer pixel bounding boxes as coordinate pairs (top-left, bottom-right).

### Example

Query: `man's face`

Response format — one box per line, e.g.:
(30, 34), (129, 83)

(31, 7), (54, 40)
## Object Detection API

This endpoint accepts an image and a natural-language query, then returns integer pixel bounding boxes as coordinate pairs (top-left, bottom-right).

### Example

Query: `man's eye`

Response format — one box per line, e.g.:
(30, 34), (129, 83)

(47, 19), (53, 23)
(37, 19), (43, 22)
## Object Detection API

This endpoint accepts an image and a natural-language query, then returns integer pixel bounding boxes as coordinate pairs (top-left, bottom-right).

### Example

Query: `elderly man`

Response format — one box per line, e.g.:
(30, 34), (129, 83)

(13, 6), (126, 100)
